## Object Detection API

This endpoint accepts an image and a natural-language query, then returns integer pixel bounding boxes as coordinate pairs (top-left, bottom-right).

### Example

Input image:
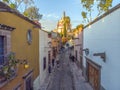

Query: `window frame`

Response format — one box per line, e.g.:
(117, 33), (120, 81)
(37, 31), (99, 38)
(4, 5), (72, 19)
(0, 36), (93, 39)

(0, 36), (4, 65)
(27, 29), (32, 45)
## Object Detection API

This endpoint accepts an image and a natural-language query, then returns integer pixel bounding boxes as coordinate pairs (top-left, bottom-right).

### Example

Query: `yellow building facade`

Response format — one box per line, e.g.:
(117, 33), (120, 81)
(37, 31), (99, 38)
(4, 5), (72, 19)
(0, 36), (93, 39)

(0, 2), (40, 90)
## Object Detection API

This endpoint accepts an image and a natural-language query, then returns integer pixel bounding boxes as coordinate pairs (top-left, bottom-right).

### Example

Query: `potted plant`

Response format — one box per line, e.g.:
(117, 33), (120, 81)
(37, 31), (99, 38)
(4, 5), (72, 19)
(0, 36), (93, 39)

(0, 52), (18, 80)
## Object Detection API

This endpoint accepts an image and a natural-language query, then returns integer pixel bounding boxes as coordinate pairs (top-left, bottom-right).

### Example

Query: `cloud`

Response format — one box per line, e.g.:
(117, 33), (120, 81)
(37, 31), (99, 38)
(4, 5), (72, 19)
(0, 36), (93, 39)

(43, 13), (59, 19)
(40, 19), (58, 31)
(39, 13), (60, 31)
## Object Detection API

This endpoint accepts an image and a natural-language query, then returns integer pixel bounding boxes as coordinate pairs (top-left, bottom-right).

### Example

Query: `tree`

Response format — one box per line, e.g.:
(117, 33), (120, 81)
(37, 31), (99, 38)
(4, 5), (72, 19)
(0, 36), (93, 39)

(2, 0), (34, 9)
(63, 16), (70, 37)
(80, 0), (113, 23)
(1, 0), (43, 20)
(23, 6), (42, 20)
(63, 23), (67, 37)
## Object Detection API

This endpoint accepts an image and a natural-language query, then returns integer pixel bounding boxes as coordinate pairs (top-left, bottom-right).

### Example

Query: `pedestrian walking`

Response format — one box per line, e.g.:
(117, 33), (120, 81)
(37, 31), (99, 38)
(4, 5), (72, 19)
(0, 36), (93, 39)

(52, 58), (55, 67)
(71, 55), (75, 62)
(48, 64), (51, 73)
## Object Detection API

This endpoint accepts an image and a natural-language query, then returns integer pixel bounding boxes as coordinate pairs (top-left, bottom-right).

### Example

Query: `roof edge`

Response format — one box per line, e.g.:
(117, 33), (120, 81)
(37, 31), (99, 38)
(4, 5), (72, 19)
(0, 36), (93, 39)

(0, 1), (41, 29)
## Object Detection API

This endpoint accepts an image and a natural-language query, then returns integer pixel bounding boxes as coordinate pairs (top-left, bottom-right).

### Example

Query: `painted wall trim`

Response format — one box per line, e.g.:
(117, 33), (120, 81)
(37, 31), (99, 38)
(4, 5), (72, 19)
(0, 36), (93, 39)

(0, 24), (15, 31)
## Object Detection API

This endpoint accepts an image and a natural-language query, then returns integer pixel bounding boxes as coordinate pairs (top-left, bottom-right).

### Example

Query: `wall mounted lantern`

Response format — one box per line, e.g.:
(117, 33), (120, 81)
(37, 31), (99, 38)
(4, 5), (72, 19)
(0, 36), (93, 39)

(81, 48), (89, 56)
(93, 52), (106, 62)
(17, 59), (29, 69)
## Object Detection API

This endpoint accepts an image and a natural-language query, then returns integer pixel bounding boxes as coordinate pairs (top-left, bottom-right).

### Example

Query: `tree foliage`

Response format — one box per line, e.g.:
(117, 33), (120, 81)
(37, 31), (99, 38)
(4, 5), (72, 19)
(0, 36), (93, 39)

(23, 6), (42, 20)
(81, 0), (113, 23)
(60, 15), (70, 38)
(2, 0), (34, 9)
(1, 0), (43, 20)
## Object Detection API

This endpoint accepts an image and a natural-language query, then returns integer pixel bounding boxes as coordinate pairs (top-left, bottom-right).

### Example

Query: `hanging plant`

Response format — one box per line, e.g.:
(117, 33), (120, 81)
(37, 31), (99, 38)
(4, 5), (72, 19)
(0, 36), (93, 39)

(0, 52), (18, 80)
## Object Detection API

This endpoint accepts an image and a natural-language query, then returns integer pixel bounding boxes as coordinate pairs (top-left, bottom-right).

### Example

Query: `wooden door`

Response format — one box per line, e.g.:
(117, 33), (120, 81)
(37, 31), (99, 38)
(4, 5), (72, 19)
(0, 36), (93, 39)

(26, 77), (33, 90)
(87, 60), (100, 90)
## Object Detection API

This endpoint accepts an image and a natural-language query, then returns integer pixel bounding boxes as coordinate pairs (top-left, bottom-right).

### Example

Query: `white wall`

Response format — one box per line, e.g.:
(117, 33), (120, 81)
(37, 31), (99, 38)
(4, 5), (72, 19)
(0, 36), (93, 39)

(74, 31), (83, 61)
(39, 30), (51, 85)
(83, 8), (120, 90)
(33, 30), (51, 90)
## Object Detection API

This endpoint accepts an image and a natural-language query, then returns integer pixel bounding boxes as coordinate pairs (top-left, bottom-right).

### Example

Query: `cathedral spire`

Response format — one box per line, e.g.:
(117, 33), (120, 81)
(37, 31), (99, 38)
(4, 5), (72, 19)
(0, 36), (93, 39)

(63, 11), (66, 18)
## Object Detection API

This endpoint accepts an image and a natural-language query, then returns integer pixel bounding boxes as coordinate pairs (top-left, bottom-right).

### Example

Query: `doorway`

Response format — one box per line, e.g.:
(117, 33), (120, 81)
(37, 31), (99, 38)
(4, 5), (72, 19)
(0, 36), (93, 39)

(86, 58), (101, 90)
(25, 76), (33, 90)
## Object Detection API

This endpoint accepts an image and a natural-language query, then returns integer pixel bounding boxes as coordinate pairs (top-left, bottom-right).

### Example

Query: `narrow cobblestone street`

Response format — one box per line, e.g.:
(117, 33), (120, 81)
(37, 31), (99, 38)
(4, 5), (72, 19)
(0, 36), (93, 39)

(45, 49), (93, 90)
(47, 51), (74, 90)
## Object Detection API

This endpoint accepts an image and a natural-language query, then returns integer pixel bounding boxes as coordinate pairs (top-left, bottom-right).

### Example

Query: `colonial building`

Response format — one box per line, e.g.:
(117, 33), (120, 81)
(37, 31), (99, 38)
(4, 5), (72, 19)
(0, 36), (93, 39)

(0, 2), (40, 90)
(57, 12), (71, 37)
(82, 3), (120, 90)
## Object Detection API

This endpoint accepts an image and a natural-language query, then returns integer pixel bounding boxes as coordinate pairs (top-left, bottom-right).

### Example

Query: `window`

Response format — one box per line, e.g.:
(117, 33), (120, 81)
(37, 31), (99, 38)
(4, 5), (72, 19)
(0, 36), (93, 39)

(43, 57), (46, 70)
(0, 36), (4, 65)
(27, 29), (32, 45)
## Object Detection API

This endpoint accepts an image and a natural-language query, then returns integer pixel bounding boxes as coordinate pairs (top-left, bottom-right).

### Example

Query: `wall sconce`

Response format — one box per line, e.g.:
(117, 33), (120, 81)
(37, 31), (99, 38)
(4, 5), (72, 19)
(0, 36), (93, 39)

(81, 48), (89, 56)
(93, 52), (106, 62)
(17, 59), (29, 69)
(24, 64), (29, 69)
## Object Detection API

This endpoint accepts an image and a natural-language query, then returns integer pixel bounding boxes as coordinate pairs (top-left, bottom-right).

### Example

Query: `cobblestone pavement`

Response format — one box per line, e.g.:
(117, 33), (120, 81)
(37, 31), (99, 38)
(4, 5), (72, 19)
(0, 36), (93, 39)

(47, 52), (74, 90)
(39, 49), (93, 90)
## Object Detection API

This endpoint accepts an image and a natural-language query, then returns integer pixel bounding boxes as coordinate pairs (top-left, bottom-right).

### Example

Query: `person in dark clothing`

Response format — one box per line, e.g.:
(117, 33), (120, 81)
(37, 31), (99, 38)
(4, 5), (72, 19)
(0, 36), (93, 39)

(52, 58), (55, 67)
(71, 55), (75, 62)
(48, 64), (51, 73)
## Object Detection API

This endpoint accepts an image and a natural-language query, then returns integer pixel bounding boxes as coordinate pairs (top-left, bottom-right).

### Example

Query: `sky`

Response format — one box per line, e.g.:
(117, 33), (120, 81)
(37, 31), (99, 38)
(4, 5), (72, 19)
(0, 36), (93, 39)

(33, 0), (120, 31)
